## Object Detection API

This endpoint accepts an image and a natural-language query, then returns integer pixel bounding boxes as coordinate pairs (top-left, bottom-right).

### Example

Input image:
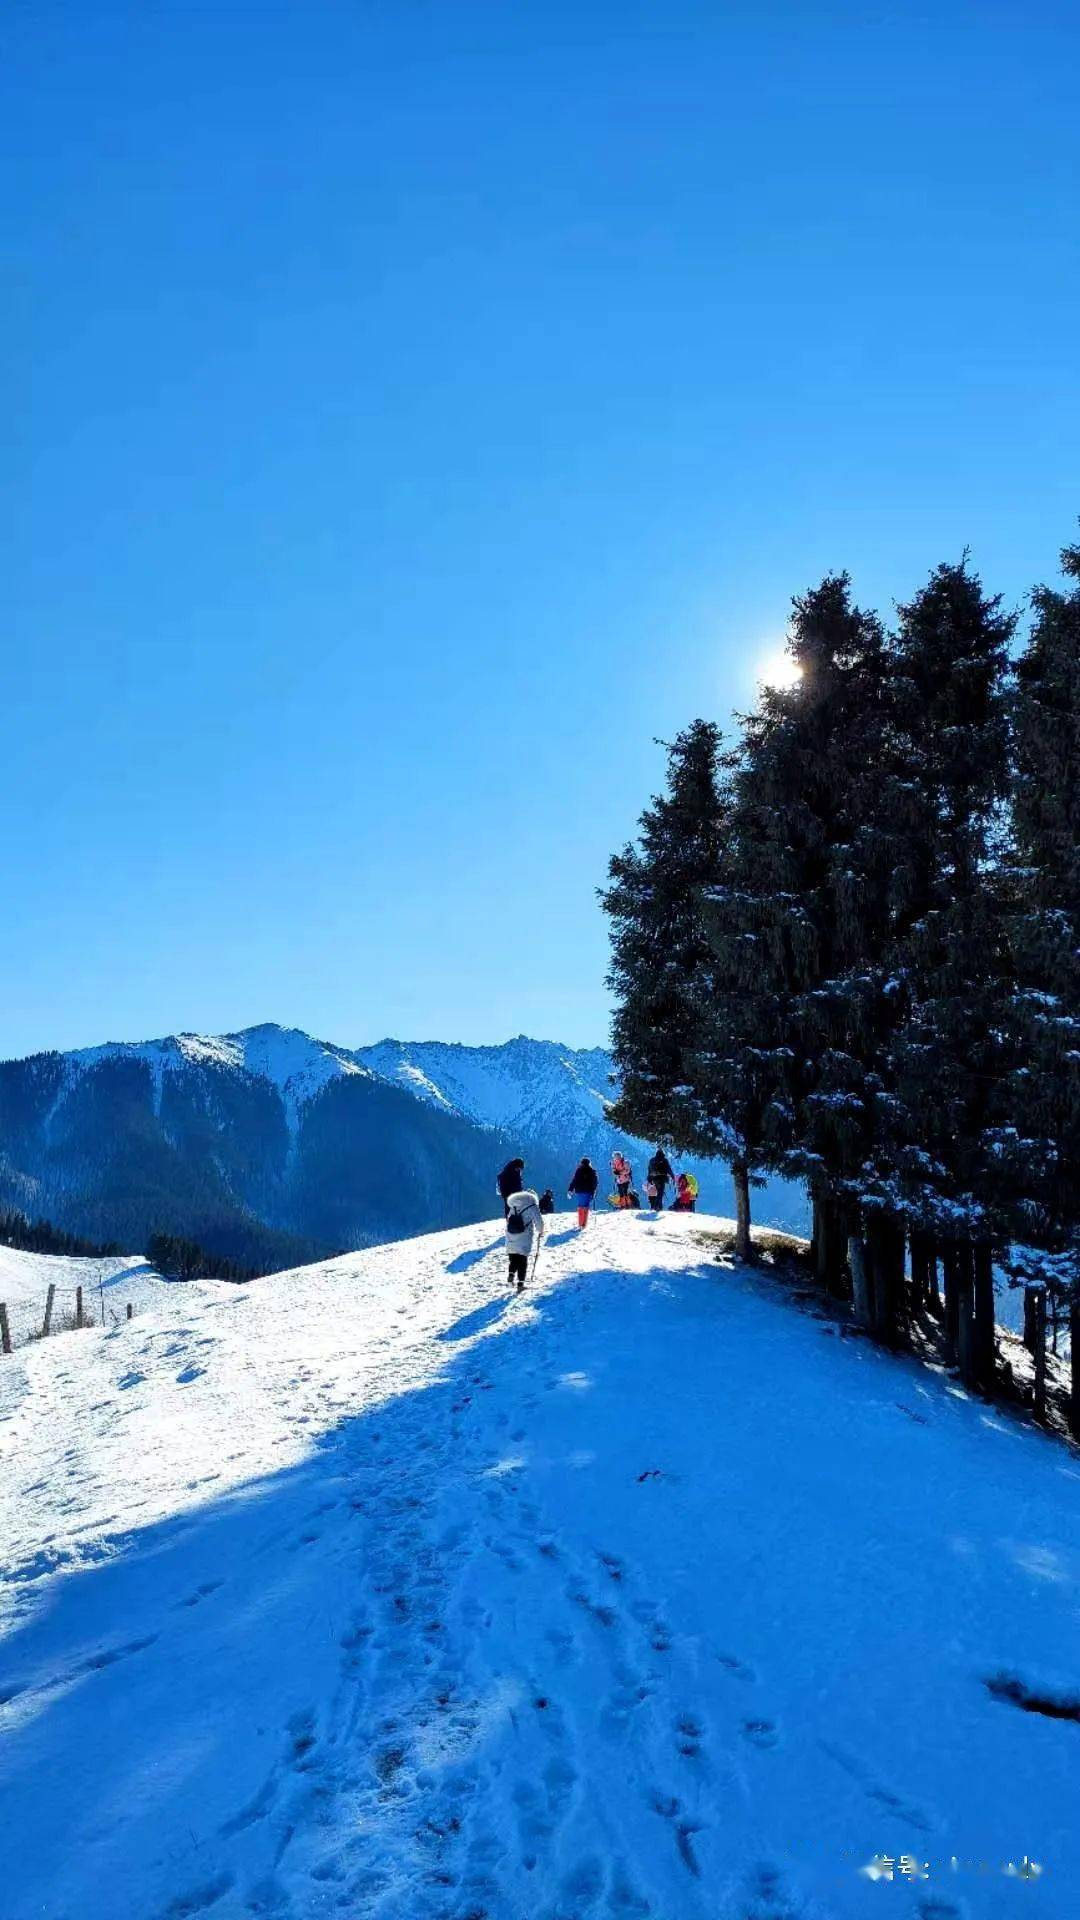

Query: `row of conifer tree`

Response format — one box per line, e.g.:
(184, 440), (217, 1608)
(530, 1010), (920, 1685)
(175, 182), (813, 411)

(0, 1209), (122, 1259)
(146, 1231), (264, 1285)
(603, 535), (1078, 1436)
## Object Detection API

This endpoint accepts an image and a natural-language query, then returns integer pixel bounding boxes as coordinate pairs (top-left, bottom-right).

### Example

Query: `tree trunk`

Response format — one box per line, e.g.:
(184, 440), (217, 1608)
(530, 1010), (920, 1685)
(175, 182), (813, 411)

(1069, 1292), (1080, 1444)
(910, 1230), (935, 1315)
(972, 1240), (996, 1395)
(848, 1233), (872, 1330)
(942, 1242), (959, 1368)
(812, 1192), (827, 1283)
(914, 1236), (933, 1313)
(732, 1159), (752, 1264)
(956, 1241), (977, 1388)
(1023, 1285), (1040, 1355)
(813, 1193), (848, 1299)
(867, 1215), (905, 1346)
(1033, 1288), (1047, 1425)
(1060, 1290), (1068, 1443)
(909, 1231), (926, 1313)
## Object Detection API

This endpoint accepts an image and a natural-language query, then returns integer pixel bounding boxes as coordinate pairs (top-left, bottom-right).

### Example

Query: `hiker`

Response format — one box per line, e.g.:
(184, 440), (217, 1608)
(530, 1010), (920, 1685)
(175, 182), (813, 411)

(567, 1156), (600, 1229)
(671, 1172), (698, 1213)
(505, 1185), (543, 1293)
(497, 1157), (525, 1217)
(647, 1148), (674, 1211)
(611, 1151), (633, 1208)
(538, 1188), (556, 1215)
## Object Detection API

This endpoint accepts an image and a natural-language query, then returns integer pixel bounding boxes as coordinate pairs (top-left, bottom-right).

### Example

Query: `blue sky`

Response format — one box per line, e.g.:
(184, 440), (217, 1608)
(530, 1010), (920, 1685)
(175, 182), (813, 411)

(4, 0), (1077, 1059)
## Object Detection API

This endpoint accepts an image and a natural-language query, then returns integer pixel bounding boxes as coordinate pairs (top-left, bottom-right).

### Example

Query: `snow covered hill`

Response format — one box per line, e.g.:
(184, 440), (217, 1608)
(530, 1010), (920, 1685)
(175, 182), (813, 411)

(0, 1242), (167, 1348)
(1, 1214), (1076, 1919)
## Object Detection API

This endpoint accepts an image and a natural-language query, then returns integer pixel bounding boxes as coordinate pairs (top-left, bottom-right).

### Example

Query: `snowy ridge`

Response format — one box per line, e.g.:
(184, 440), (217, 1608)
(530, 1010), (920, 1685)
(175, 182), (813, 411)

(354, 1036), (616, 1137)
(53, 1025), (613, 1142)
(63, 1023), (372, 1131)
(0, 1213), (1076, 1918)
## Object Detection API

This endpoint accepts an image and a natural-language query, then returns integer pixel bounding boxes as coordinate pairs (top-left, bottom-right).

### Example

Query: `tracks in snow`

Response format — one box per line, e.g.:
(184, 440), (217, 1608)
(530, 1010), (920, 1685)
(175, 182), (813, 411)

(173, 1279), (800, 1920)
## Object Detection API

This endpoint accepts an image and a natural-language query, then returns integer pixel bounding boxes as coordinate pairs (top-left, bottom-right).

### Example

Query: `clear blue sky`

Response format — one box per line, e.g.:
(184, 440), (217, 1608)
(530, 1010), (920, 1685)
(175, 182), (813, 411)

(4, 1), (1077, 1060)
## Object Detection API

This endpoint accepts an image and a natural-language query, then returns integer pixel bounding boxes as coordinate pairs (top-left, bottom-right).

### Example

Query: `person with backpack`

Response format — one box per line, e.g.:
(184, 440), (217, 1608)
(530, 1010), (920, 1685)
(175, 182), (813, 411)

(567, 1156), (599, 1229)
(505, 1184), (544, 1293)
(497, 1157), (525, 1217)
(647, 1148), (674, 1211)
(670, 1172), (699, 1212)
(611, 1151), (633, 1208)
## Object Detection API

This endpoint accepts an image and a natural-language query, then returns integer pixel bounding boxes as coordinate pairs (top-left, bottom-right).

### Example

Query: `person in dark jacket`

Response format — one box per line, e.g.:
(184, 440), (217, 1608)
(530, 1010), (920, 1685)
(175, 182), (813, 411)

(538, 1189), (556, 1215)
(567, 1157), (600, 1229)
(647, 1148), (674, 1212)
(497, 1158), (526, 1217)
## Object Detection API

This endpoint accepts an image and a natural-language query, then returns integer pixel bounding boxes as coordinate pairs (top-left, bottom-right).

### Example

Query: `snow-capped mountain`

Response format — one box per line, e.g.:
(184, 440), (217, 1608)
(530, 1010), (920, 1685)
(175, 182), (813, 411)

(3, 1212), (1075, 1917)
(0, 1023), (806, 1266)
(354, 1036), (617, 1152)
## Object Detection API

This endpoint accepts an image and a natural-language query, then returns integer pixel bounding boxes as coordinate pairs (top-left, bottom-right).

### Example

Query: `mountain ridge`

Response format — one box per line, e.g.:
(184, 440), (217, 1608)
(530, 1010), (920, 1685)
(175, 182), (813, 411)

(0, 1023), (806, 1264)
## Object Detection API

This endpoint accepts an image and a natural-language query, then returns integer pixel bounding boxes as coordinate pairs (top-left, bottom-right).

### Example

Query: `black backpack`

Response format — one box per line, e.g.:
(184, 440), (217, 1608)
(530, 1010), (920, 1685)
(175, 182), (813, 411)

(507, 1206), (526, 1234)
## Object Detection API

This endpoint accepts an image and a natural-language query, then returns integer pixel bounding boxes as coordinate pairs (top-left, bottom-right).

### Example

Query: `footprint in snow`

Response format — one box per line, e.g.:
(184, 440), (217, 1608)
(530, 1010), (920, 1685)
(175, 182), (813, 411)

(561, 1855), (606, 1909)
(608, 1864), (652, 1913)
(742, 1717), (780, 1750)
(288, 1708), (318, 1770)
(741, 1860), (808, 1918)
(675, 1712), (705, 1760)
(597, 1550), (625, 1582)
(649, 1790), (704, 1879)
(159, 1870), (235, 1918)
(175, 1580), (224, 1610)
(568, 1584), (618, 1630)
(715, 1649), (756, 1682)
(175, 1365), (204, 1385)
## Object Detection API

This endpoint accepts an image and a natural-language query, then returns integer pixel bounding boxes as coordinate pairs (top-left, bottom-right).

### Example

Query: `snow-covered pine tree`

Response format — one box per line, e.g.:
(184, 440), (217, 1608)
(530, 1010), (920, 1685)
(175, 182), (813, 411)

(883, 560), (1015, 1392)
(678, 736), (790, 1262)
(1004, 536), (1080, 1434)
(702, 578), (903, 1307)
(602, 721), (766, 1247)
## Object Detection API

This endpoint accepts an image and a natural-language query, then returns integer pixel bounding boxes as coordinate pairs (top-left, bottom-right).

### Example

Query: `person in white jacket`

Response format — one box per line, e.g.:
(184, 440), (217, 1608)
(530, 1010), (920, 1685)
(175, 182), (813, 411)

(504, 1187), (544, 1293)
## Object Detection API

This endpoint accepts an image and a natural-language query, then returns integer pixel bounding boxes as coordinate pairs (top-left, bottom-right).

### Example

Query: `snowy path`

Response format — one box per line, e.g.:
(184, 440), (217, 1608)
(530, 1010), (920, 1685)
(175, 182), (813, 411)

(1, 1213), (1078, 1919)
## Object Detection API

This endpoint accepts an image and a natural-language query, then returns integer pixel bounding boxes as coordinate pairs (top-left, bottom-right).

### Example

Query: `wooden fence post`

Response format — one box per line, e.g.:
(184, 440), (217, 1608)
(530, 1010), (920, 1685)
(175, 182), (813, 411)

(42, 1284), (56, 1337)
(0, 1304), (10, 1355)
(76, 1285), (84, 1329)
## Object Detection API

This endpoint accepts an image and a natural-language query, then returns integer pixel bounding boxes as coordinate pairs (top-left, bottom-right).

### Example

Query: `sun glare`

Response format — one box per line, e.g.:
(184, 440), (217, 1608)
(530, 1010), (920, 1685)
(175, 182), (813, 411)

(756, 647), (802, 691)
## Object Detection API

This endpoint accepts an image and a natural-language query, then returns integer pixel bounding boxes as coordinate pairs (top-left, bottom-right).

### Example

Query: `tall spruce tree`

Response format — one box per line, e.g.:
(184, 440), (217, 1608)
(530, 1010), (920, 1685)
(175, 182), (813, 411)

(882, 560), (1015, 1391)
(1005, 536), (1080, 1434)
(700, 577), (903, 1303)
(605, 720), (793, 1257)
(602, 722), (763, 1236)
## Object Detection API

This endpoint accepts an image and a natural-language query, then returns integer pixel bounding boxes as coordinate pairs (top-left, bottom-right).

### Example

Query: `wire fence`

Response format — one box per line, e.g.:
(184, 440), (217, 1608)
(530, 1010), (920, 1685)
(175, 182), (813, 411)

(0, 1279), (136, 1355)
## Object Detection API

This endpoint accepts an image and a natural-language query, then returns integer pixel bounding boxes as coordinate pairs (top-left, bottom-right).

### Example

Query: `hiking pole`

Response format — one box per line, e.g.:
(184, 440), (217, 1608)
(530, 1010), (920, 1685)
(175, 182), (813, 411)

(529, 1234), (543, 1290)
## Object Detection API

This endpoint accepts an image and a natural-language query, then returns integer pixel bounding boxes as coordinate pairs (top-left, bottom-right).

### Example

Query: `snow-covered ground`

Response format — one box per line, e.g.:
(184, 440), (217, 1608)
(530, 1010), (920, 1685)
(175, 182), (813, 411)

(0, 1243), (168, 1348)
(1, 1213), (1077, 1919)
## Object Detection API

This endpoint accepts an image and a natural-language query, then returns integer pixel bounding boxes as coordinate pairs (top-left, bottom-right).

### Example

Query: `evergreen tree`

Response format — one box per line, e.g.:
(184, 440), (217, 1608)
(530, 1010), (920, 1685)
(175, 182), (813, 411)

(602, 723), (762, 1237)
(1005, 536), (1080, 1434)
(881, 560), (1015, 1390)
(701, 577), (903, 1304)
